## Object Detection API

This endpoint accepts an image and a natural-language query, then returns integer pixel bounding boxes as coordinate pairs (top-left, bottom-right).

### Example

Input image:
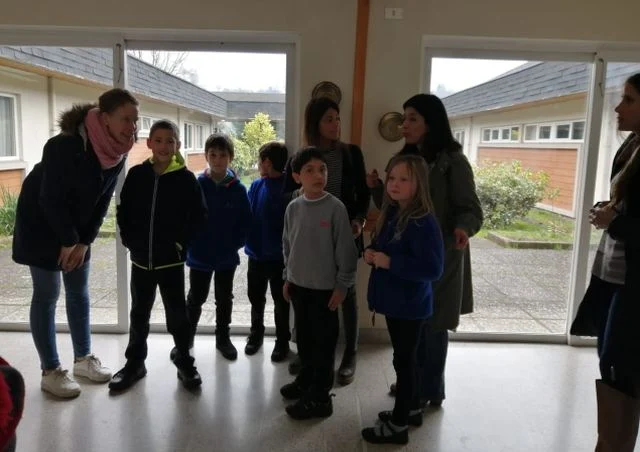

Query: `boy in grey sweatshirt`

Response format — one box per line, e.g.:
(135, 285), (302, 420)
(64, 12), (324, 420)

(280, 147), (358, 420)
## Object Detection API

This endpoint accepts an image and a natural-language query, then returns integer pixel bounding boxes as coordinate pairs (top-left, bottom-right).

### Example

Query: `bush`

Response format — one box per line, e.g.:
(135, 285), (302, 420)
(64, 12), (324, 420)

(474, 161), (549, 229)
(0, 186), (18, 236)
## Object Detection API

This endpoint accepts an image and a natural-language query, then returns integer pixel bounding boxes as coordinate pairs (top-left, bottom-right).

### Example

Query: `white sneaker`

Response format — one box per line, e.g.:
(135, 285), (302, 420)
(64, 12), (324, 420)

(41, 368), (81, 398)
(73, 354), (112, 383)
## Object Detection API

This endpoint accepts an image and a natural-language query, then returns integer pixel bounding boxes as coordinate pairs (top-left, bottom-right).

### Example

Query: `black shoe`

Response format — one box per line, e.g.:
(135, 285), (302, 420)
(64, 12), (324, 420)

(337, 351), (356, 386)
(244, 333), (264, 356)
(169, 344), (194, 362)
(177, 364), (202, 390)
(285, 394), (334, 420)
(378, 409), (423, 427)
(288, 355), (301, 375)
(389, 382), (397, 397)
(429, 399), (443, 407)
(271, 341), (290, 362)
(362, 420), (409, 445)
(216, 335), (238, 361)
(280, 381), (307, 400)
(108, 362), (147, 392)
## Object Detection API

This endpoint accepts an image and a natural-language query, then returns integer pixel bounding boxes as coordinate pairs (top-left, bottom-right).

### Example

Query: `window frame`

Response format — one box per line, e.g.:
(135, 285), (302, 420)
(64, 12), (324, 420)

(0, 92), (19, 161)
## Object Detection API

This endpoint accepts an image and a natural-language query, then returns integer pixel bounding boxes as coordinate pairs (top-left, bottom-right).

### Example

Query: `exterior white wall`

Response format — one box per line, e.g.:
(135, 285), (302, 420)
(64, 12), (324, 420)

(0, 67), (49, 173)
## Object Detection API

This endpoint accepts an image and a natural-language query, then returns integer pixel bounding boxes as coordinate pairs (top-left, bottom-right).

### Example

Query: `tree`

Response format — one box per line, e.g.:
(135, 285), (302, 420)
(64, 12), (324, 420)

(233, 113), (277, 176)
(128, 50), (198, 84)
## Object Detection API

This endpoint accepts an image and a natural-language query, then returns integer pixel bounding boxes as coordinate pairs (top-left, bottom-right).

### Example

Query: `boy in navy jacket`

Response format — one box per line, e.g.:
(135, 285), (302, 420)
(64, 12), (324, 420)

(172, 134), (251, 361)
(244, 142), (291, 361)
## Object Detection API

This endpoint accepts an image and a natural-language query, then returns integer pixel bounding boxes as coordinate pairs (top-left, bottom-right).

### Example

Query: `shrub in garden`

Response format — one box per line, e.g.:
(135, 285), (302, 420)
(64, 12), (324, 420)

(0, 186), (18, 236)
(474, 161), (549, 229)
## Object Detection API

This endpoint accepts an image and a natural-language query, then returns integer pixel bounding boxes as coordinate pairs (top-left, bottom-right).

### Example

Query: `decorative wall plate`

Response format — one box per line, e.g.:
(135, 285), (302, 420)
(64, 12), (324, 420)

(311, 81), (342, 104)
(378, 112), (403, 142)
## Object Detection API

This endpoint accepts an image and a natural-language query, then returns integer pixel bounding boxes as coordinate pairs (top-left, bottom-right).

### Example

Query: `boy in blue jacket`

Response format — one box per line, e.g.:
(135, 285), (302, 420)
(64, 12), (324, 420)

(361, 154), (444, 445)
(171, 134), (251, 361)
(110, 119), (206, 392)
(244, 142), (291, 361)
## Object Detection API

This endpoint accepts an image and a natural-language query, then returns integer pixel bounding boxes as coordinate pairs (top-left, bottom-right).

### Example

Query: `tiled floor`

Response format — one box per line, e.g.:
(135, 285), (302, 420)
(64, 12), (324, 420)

(2, 332), (629, 452)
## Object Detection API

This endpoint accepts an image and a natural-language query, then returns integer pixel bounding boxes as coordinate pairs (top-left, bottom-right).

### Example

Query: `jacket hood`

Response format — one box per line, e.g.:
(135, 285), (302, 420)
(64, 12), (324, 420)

(57, 103), (96, 135)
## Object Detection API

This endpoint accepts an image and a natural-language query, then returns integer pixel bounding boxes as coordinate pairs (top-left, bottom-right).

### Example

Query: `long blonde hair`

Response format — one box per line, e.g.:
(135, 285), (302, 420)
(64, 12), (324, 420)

(372, 154), (434, 240)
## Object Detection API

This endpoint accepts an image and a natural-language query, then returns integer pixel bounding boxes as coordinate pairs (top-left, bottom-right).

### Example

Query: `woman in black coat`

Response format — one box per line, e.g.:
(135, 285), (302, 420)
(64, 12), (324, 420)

(13, 88), (139, 399)
(573, 73), (640, 452)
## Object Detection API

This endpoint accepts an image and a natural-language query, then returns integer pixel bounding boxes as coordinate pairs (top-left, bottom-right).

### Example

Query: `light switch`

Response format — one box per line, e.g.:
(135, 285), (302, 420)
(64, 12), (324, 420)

(384, 7), (404, 20)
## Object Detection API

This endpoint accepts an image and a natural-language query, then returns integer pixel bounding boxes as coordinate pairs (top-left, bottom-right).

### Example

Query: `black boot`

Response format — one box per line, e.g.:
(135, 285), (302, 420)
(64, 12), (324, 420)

(246, 296), (265, 356)
(244, 332), (264, 356)
(174, 354), (202, 390)
(216, 330), (238, 361)
(337, 350), (356, 386)
(271, 340), (290, 362)
(288, 354), (302, 375)
(109, 361), (147, 392)
(215, 297), (237, 360)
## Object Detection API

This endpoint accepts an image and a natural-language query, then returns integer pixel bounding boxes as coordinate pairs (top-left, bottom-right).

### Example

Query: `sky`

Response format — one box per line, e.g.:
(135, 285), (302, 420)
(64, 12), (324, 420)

(131, 50), (287, 93)
(430, 58), (527, 96)
(131, 51), (526, 95)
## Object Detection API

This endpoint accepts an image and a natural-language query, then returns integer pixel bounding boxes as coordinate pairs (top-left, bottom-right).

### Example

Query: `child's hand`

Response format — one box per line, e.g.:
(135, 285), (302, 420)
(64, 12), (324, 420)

(328, 288), (346, 311)
(453, 228), (469, 250)
(351, 219), (363, 237)
(372, 252), (390, 269)
(366, 169), (380, 188)
(283, 281), (291, 302)
(364, 248), (376, 265)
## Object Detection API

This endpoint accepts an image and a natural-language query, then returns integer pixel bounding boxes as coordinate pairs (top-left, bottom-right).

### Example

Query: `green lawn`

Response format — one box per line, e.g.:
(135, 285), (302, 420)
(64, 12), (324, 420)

(478, 208), (601, 243)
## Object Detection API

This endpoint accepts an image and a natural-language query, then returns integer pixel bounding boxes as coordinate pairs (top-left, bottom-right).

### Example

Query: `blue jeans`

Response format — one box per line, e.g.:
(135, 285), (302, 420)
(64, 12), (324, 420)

(29, 263), (91, 370)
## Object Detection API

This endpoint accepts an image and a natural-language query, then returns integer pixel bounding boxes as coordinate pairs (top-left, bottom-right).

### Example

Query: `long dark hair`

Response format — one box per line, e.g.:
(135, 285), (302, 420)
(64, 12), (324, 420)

(304, 97), (339, 146)
(401, 94), (460, 161)
(611, 74), (640, 205)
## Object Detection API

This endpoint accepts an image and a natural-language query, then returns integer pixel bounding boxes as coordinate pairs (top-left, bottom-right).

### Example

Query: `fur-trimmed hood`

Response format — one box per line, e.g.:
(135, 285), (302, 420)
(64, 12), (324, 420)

(57, 103), (96, 135)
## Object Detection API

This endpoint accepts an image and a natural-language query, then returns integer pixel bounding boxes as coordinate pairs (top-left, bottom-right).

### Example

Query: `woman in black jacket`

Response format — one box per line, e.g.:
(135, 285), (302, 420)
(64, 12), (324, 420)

(575, 73), (640, 452)
(283, 97), (370, 386)
(12, 88), (138, 399)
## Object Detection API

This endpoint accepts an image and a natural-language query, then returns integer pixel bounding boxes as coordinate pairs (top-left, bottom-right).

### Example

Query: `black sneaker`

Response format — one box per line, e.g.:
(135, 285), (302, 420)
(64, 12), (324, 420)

(288, 355), (301, 375)
(216, 336), (238, 361)
(280, 381), (307, 400)
(244, 333), (264, 356)
(378, 409), (423, 427)
(285, 394), (334, 420)
(271, 341), (290, 362)
(108, 362), (147, 392)
(177, 365), (202, 390)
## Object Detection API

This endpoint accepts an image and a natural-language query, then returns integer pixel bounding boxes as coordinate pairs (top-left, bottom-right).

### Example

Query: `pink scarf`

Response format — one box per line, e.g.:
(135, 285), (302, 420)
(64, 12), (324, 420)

(84, 108), (134, 169)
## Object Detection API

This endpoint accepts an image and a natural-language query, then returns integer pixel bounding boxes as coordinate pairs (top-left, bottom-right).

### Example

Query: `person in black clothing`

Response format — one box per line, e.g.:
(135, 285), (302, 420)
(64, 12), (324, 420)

(283, 97), (370, 385)
(109, 120), (206, 392)
(572, 73), (640, 451)
(12, 88), (138, 399)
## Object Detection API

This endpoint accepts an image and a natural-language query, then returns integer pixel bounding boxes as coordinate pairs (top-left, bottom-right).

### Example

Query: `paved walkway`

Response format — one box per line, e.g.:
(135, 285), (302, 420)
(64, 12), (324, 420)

(0, 236), (590, 334)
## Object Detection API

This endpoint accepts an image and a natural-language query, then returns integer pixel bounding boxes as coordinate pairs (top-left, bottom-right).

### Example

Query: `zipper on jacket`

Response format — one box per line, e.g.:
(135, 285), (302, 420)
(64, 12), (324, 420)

(148, 174), (160, 270)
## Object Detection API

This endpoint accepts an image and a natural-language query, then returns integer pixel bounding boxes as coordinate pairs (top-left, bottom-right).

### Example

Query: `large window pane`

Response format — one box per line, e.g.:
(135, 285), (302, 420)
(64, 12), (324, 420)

(431, 57), (593, 335)
(126, 49), (287, 330)
(0, 46), (117, 326)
